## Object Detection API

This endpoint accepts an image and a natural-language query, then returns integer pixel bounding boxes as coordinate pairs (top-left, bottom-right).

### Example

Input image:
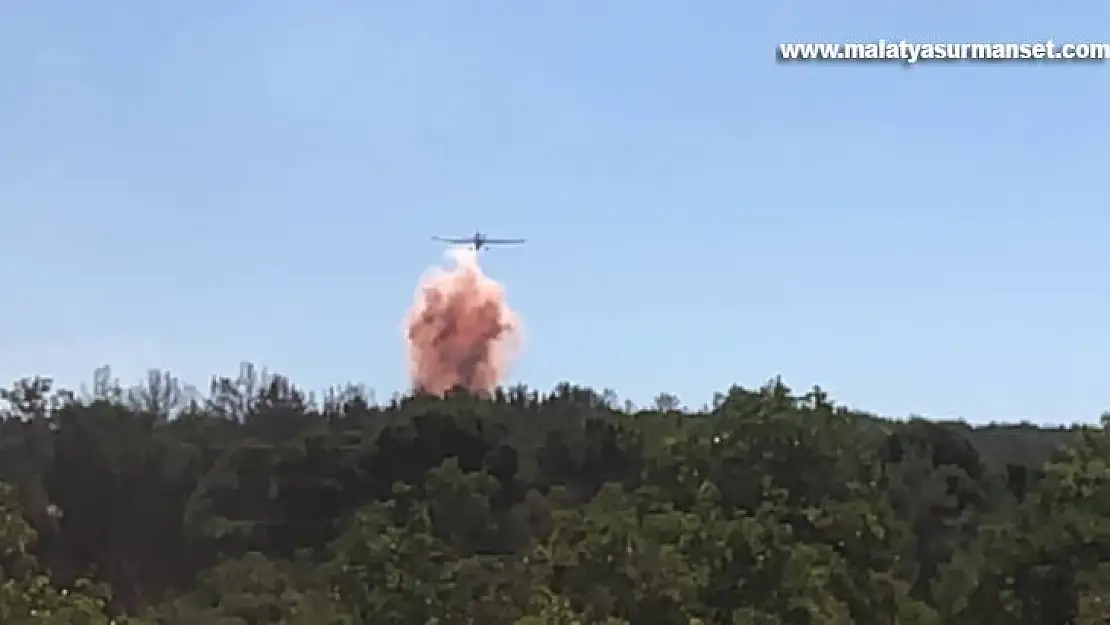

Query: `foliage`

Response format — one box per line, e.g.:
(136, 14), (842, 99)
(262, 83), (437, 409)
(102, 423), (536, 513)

(0, 481), (126, 624)
(0, 366), (1100, 624)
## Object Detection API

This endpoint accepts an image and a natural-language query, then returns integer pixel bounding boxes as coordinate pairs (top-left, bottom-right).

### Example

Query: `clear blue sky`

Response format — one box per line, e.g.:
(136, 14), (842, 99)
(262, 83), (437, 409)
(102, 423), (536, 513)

(1, 1), (1107, 424)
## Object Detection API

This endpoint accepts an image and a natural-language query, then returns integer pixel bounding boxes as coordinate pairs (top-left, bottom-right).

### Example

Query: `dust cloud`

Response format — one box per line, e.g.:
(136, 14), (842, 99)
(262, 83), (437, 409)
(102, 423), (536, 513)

(403, 246), (522, 397)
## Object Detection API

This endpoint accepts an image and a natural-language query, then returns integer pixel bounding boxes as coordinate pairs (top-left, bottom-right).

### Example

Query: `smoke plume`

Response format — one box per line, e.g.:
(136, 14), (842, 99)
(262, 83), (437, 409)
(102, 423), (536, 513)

(403, 246), (522, 397)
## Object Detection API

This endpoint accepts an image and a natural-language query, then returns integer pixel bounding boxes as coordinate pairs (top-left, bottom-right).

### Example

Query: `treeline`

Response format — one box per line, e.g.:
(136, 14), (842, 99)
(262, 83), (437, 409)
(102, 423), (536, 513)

(0, 363), (1104, 624)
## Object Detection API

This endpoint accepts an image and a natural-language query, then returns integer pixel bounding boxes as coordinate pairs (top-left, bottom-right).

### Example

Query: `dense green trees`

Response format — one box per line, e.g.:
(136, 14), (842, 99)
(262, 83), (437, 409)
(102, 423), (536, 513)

(0, 364), (1100, 624)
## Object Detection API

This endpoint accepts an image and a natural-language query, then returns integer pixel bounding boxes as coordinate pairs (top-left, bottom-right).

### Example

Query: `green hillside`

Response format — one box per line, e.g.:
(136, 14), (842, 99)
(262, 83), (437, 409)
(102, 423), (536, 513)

(0, 365), (1105, 624)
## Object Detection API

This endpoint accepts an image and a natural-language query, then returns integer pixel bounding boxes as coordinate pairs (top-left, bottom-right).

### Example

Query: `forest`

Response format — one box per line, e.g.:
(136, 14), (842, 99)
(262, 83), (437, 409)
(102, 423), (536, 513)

(0, 363), (1105, 624)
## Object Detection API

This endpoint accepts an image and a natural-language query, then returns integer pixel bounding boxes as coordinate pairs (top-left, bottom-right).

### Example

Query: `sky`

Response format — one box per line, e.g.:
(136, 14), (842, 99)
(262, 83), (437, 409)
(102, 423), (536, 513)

(0, 1), (1107, 424)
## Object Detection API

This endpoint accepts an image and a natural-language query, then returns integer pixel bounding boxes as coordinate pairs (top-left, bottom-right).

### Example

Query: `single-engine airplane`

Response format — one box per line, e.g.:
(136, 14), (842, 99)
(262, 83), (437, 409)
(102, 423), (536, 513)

(432, 231), (525, 252)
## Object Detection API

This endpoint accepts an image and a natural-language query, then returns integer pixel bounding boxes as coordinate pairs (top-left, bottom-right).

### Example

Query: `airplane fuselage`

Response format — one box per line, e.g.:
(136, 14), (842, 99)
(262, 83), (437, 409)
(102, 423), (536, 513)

(432, 230), (523, 251)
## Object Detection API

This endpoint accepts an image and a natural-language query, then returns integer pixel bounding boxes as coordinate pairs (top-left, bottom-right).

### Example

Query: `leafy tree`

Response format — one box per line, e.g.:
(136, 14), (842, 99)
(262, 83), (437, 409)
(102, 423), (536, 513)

(935, 416), (1110, 624)
(0, 364), (1100, 623)
(0, 482), (129, 624)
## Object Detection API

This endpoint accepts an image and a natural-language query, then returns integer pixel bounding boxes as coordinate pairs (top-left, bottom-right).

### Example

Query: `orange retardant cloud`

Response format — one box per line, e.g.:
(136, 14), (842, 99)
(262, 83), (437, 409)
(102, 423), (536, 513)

(403, 246), (522, 397)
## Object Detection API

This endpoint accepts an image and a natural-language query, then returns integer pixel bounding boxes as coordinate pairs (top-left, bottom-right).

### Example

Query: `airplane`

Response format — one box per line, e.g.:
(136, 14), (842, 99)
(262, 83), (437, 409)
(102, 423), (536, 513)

(432, 231), (525, 252)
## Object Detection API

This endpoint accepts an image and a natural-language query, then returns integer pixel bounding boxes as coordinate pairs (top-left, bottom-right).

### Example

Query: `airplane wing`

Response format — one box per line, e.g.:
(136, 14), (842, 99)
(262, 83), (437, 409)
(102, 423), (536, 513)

(483, 238), (525, 244)
(432, 236), (472, 243)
